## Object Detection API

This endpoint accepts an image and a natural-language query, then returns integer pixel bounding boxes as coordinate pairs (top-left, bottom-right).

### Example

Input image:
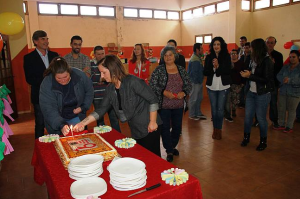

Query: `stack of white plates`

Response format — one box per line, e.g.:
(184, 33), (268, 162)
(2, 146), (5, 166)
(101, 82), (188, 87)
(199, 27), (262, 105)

(70, 177), (107, 199)
(108, 157), (147, 191)
(68, 154), (104, 180)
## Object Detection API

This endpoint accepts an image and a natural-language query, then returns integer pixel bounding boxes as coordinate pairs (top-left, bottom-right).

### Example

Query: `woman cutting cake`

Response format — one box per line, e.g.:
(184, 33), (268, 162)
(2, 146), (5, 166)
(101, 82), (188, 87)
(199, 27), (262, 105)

(74, 54), (162, 157)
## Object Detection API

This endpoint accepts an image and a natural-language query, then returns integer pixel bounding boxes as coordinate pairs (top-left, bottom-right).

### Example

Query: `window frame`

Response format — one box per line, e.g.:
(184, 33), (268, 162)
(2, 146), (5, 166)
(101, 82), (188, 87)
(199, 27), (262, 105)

(241, 0), (252, 12)
(253, 0), (298, 11)
(123, 7), (180, 21)
(195, 34), (213, 44)
(23, 1), (29, 15)
(216, 1), (230, 13)
(37, 2), (116, 18)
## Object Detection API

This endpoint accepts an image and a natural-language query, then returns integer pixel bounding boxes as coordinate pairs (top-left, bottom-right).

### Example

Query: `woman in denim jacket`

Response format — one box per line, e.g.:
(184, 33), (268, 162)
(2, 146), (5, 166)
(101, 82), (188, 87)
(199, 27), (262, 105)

(275, 50), (300, 133)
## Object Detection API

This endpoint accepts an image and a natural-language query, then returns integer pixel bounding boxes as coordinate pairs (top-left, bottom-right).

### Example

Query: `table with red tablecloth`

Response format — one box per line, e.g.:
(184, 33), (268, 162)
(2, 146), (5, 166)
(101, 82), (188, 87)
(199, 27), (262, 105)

(31, 130), (203, 199)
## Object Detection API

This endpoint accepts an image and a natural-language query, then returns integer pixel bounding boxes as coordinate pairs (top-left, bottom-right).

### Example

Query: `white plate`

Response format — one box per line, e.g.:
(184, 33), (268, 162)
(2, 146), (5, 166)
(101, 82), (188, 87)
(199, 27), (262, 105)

(110, 175), (147, 186)
(68, 163), (102, 173)
(109, 169), (146, 179)
(69, 168), (103, 178)
(112, 180), (146, 191)
(69, 154), (104, 167)
(70, 177), (107, 197)
(108, 158), (145, 175)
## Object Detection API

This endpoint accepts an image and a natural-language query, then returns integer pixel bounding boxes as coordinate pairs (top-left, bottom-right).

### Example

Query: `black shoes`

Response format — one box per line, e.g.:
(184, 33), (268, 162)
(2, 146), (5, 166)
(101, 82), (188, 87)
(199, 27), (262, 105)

(167, 153), (173, 162)
(256, 137), (267, 151)
(241, 133), (250, 147)
(232, 110), (236, 117)
(173, 149), (179, 156)
(225, 117), (233, 122)
(252, 120), (259, 127)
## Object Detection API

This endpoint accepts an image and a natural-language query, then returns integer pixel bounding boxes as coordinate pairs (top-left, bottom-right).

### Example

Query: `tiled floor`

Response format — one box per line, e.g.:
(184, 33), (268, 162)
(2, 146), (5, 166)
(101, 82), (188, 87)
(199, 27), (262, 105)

(1, 97), (300, 199)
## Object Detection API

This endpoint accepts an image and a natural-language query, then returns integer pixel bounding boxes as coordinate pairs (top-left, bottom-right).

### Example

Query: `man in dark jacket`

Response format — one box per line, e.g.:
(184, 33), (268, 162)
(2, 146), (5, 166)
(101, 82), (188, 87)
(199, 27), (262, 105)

(159, 39), (186, 68)
(23, 30), (59, 138)
(266, 36), (283, 128)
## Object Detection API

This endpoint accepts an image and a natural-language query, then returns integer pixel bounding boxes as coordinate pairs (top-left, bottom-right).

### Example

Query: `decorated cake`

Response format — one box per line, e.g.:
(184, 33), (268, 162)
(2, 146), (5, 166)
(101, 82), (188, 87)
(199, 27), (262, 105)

(94, 125), (112, 134)
(161, 168), (189, 186)
(114, 138), (136, 149)
(54, 133), (118, 169)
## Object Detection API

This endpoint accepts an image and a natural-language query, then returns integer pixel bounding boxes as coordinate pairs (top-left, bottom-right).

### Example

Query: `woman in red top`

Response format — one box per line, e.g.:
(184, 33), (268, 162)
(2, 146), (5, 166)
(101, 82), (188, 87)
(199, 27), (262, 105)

(128, 44), (150, 84)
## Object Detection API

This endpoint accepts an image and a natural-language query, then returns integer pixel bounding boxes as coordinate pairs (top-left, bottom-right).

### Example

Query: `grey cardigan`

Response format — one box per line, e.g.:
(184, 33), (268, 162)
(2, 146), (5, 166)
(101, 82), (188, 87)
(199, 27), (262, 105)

(91, 75), (162, 139)
(39, 68), (94, 134)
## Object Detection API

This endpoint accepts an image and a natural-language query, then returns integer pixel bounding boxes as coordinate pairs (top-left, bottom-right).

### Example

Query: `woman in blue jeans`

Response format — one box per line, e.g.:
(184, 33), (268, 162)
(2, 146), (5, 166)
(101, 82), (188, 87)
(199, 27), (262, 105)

(204, 37), (231, 140)
(150, 46), (192, 162)
(240, 38), (274, 151)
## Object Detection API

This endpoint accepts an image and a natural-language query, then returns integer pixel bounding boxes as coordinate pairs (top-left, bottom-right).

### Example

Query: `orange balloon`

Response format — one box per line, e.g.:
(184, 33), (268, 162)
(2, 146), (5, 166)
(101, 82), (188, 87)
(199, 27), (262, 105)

(0, 34), (3, 52)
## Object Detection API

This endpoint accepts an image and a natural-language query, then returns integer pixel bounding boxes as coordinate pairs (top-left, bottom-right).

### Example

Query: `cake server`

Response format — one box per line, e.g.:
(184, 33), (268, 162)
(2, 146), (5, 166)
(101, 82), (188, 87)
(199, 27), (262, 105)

(128, 183), (161, 197)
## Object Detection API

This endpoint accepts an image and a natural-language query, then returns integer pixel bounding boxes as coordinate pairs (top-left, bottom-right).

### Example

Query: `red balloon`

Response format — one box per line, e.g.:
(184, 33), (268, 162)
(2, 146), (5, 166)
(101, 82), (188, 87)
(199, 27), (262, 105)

(0, 34), (3, 52)
(284, 41), (293, 49)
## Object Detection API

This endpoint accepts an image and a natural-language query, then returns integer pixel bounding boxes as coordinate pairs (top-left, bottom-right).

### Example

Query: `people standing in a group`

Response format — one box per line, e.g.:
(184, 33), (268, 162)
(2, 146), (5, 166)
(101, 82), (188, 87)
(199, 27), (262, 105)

(274, 50), (300, 133)
(187, 43), (206, 120)
(204, 37), (231, 140)
(240, 38), (274, 151)
(224, 49), (245, 121)
(64, 35), (91, 77)
(265, 36), (283, 128)
(150, 45), (192, 162)
(23, 30), (59, 139)
(238, 36), (247, 59)
(159, 39), (186, 68)
(128, 44), (150, 84)
(90, 46), (121, 132)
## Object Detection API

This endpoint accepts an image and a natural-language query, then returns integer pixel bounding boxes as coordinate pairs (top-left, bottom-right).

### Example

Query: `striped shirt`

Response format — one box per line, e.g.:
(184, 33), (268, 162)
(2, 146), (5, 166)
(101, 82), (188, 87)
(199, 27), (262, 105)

(90, 59), (108, 100)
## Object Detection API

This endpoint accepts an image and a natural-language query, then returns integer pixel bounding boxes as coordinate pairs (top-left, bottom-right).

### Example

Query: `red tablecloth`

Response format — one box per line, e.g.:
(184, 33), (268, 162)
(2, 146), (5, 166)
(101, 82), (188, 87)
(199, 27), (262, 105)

(31, 130), (203, 199)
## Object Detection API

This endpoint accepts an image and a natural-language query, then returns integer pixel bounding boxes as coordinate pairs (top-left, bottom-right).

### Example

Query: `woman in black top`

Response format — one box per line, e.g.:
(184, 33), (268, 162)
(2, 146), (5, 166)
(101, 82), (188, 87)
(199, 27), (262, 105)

(74, 55), (162, 156)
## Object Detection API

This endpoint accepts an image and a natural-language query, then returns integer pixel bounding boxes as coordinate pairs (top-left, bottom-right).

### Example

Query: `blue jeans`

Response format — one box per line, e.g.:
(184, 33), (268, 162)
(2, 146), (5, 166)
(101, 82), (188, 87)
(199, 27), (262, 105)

(244, 91), (271, 137)
(93, 99), (121, 132)
(159, 108), (183, 154)
(207, 88), (229, 129)
(33, 104), (45, 139)
(188, 83), (204, 117)
(269, 88), (278, 123)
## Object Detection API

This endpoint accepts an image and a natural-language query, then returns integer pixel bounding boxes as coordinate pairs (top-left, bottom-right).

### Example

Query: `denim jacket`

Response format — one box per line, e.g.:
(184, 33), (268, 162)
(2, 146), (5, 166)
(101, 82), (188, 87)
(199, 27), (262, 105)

(277, 63), (300, 97)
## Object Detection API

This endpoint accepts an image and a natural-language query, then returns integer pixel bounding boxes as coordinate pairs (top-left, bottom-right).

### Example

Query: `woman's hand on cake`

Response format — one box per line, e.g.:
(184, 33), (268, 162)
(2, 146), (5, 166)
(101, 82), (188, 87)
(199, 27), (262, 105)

(148, 121), (158, 133)
(61, 125), (70, 136)
(73, 122), (85, 132)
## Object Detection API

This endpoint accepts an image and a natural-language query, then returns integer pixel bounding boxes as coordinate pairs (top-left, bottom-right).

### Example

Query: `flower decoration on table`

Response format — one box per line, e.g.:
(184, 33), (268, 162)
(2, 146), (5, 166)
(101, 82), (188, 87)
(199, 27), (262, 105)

(161, 168), (189, 186)
(38, 134), (59, 143)
(114, 138), (136, 149)
(94, 125), (112, 134)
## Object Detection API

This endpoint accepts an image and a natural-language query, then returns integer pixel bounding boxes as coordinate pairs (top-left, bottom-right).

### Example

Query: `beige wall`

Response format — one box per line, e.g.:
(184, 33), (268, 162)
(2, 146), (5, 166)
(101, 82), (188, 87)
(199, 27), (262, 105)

(252, 4), (300, 59)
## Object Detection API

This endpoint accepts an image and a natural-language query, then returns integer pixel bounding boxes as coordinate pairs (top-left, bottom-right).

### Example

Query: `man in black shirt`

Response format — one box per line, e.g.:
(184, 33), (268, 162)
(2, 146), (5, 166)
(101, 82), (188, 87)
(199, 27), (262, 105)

(266, 36), (283, 128)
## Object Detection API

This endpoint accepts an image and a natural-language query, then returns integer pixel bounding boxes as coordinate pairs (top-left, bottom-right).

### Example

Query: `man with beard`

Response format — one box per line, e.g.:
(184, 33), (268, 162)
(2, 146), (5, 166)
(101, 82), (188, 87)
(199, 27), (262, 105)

(64, 35), (90, 77)
(23, 30), (59, 138)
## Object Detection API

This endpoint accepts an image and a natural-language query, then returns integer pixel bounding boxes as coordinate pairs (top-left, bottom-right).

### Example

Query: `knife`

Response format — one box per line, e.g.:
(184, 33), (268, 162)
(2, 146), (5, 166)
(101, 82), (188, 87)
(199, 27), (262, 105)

(128, 183), (161, 197)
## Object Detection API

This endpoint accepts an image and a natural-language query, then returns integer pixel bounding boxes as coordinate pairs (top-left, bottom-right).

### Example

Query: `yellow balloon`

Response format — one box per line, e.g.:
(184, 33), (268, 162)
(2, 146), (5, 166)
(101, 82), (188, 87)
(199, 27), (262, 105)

(0, 12), (24, 35)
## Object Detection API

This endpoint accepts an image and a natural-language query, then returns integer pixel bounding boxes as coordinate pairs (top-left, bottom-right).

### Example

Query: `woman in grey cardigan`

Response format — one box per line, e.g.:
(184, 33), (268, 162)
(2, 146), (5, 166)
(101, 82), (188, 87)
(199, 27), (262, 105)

(74, 54), (162, 157)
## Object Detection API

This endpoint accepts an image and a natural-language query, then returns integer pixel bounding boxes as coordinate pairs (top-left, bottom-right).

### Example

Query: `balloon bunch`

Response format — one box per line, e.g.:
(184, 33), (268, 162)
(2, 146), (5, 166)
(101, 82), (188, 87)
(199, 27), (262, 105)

(284, 41), (299, 51)
(0, 12), (24, 36)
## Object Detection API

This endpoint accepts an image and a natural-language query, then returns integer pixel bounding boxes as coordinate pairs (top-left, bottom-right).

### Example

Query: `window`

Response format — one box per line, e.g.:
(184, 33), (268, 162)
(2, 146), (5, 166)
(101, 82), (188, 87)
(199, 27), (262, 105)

(293, 0), (300, 2)
(168, 11), (179, 20)
(80, 6), (97, 16)
(193, 8), (203, 17)
(204, 35), (212, 43)
(204, 5), (215, 15)
(182, 10), (192, 20)
(196, 36), (203, 43)
(39, 3), (59, 14)
(124, 8), (138, 17)
(154, 10), (166, 19)
(241, 0), (251, 10)
(140, 9), (152, 18)
(61, 4), (78, 15)
(272, 0), (289, 6)
(255, 0), (270, 9)
(217, 1), (229, 12)
(195, 34), (212, 44)
(99, 7), (115, 17)
(23, 2), (27, 14)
